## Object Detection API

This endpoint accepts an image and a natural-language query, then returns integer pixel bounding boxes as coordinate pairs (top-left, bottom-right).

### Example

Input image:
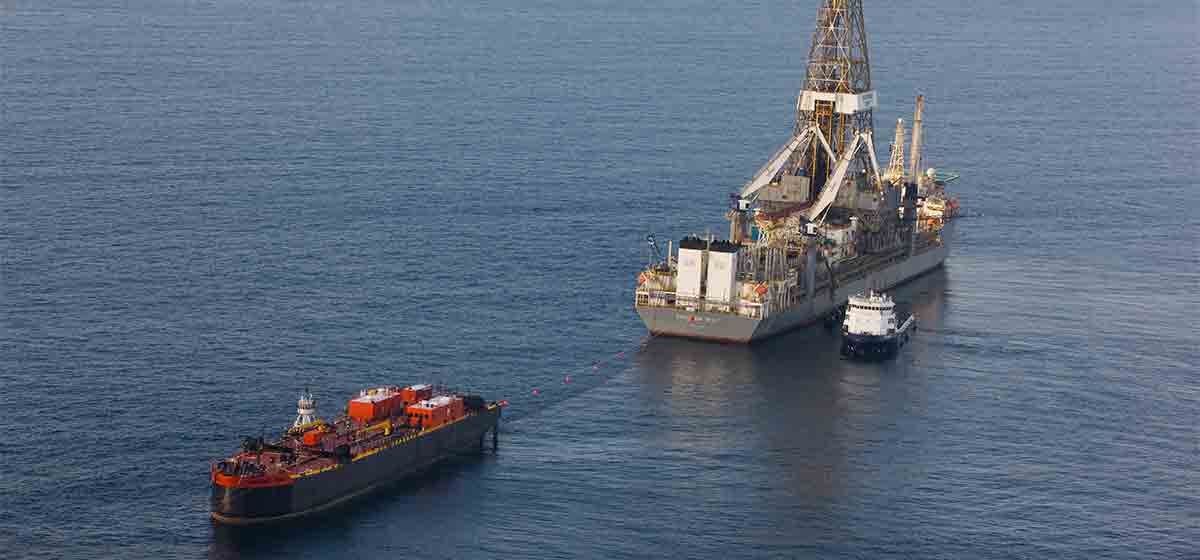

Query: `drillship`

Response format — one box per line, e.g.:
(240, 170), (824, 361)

(634, 0), (959, 343)
(211, 385), (503, 525)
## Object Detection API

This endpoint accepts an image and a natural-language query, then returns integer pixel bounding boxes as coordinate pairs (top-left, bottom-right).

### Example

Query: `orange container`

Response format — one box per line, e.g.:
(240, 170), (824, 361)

(385, 394), (406, 416)
(404, 404), (435, 429)
(400, 384), (433, 404)
(302, 429), (325, 446)
(405, 396), (464, 430)
(348, 399), (379, 422)
(349, 390), (405, 422)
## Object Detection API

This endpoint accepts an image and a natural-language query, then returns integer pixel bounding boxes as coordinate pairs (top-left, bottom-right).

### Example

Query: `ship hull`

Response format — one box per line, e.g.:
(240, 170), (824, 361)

(637, 241), (948, 343)
(211, 407), (500, 525)
(840, 331), (910, 360)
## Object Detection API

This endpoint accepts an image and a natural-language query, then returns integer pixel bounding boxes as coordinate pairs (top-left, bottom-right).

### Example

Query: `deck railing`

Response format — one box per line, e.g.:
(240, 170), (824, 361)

(636, 290), (766, 319)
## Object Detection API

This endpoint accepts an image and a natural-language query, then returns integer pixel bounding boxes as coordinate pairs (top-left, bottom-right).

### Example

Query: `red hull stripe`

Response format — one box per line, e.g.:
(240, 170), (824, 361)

(212, 472), (294, 489)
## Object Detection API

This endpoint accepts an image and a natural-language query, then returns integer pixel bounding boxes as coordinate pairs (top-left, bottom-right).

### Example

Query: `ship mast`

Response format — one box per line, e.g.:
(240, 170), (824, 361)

(884, 118), (906, 183)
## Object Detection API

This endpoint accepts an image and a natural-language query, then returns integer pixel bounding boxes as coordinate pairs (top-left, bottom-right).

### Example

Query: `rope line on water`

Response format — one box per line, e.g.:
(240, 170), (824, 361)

(505, 336), (652, 423)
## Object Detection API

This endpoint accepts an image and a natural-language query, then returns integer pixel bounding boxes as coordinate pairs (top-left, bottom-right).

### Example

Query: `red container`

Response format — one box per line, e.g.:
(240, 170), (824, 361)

(348, 399), (381, 422)
(383, 394), (405, 416)
(405, 396), (465, 430)
(302, 429), (325, 446)
(400, 384), (433, 404)
(348, 389), (405, 422)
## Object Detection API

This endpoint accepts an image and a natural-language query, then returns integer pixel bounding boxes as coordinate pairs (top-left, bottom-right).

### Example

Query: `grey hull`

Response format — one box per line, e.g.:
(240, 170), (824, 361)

(638, 242), (948, 343)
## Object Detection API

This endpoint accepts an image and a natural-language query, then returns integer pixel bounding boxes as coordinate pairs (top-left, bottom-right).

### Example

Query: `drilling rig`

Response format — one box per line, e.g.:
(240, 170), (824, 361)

(635, 0), (959, 343)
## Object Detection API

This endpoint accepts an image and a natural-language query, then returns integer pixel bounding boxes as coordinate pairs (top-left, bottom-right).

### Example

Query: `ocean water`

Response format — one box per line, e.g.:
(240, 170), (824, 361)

(2, 1), (1197, 558)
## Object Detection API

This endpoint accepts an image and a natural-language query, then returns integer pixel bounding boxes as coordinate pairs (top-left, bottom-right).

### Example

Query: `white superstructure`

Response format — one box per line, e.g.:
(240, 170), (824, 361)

(676, 246), (704, 299)
(293, 389), (317, 428)
(705, 245), (738, 304)
(843, 291), (899, 337)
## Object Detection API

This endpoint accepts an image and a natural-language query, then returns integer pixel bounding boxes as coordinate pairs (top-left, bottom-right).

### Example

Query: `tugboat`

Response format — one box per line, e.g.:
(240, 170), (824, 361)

(211, 384), (504, 525)
(840, 291), (915, 359)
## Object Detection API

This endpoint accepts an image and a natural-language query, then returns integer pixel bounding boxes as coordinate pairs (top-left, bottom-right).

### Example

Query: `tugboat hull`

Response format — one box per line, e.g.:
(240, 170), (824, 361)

(840, 331), (909, 360)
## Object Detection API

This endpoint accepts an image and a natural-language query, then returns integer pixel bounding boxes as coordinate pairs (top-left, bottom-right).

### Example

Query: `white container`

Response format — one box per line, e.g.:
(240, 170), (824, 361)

(676, 247), (705, 299)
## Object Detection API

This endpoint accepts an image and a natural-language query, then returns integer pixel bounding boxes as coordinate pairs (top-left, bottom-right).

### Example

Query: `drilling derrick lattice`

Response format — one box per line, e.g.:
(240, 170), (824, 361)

(884, 118), (906, 183)
(738, 0), (882, 231)
(790, 0), (876, 196)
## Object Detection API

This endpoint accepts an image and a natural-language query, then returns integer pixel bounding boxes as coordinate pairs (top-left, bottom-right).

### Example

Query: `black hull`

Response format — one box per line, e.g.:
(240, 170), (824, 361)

(840, 331), (909, 360)
(212, 407), (500, 525)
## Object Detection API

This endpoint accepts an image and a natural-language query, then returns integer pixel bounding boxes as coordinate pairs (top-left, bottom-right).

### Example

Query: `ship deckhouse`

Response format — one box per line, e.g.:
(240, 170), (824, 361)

(843, 291), (898, 337)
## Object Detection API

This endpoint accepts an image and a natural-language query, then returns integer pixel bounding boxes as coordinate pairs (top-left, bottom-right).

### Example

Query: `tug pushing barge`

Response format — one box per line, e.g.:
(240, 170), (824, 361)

(211, 385), (503, 525)
(634, 0), (959, 343)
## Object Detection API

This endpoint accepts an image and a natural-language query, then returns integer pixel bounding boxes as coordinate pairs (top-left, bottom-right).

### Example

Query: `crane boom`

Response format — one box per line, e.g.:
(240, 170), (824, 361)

(908, 95), (924, 181)
(805, 132), (864, 223)
(739, 127), (815, 199)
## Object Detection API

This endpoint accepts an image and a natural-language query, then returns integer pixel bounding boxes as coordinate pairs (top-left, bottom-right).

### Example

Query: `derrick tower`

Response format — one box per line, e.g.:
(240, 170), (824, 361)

(737, 0), (883, 227)
(883, 118), (906, 183)
(792, 0), (877, 197)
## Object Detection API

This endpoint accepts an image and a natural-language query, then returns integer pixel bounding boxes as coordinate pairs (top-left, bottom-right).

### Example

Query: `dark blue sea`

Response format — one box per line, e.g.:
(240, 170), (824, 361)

(2, 1), (1197, 558)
